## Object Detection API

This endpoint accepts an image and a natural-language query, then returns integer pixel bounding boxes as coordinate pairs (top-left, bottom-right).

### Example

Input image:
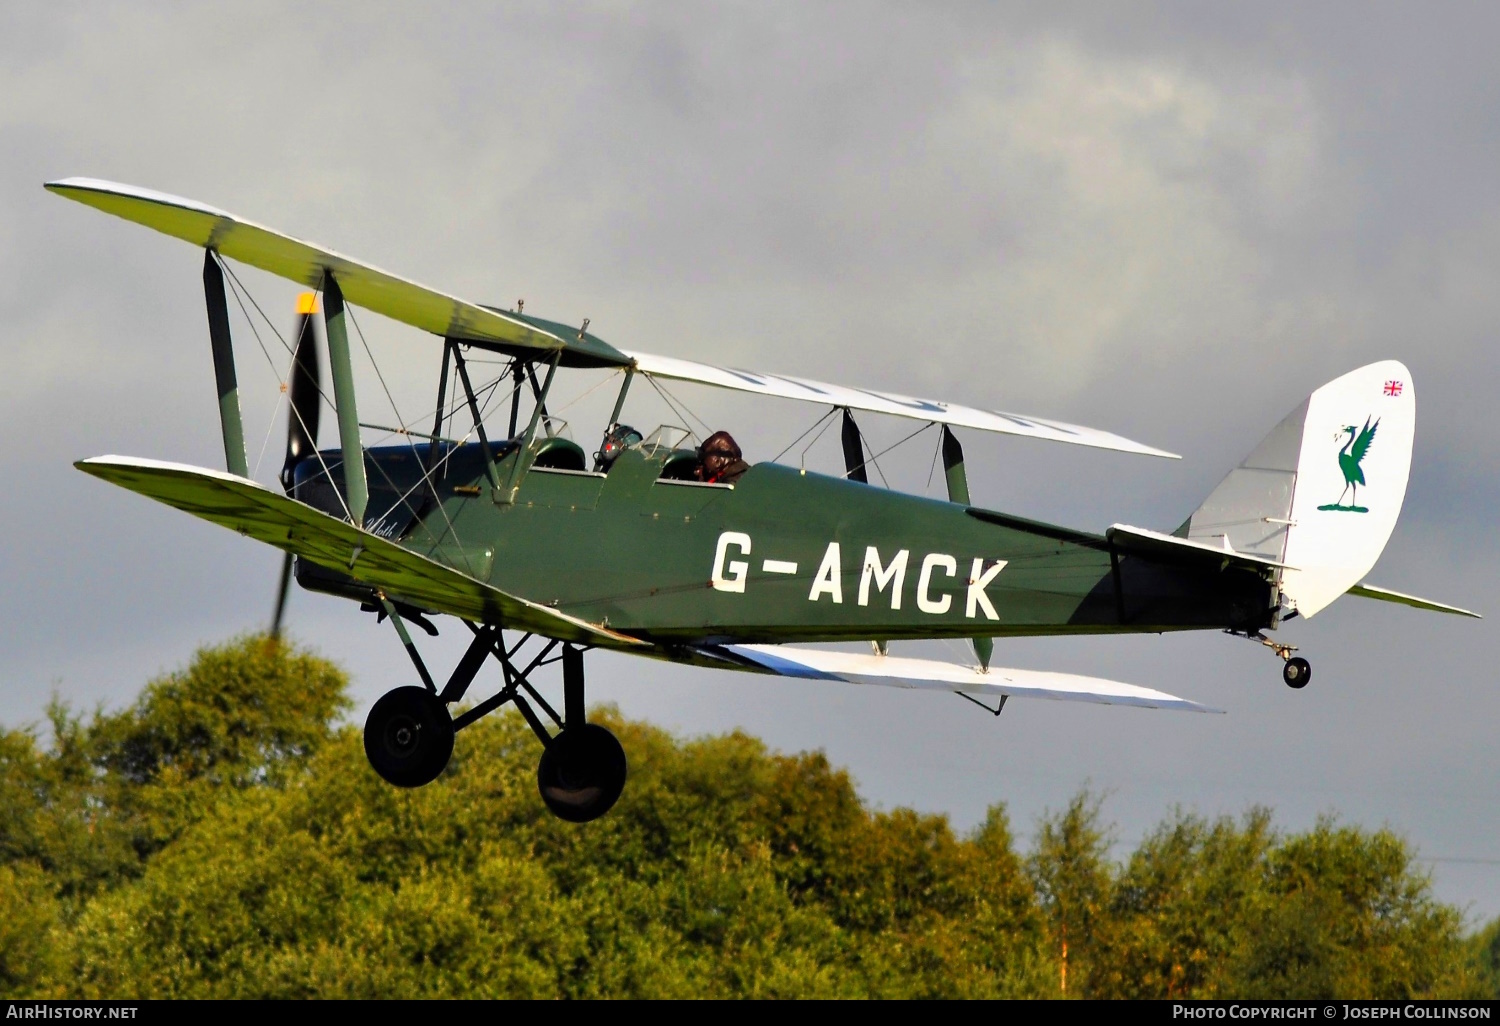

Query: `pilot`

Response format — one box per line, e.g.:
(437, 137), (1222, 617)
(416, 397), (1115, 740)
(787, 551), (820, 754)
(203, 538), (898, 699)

(698, 430), (750, 484)
(594, 423), (643, 472)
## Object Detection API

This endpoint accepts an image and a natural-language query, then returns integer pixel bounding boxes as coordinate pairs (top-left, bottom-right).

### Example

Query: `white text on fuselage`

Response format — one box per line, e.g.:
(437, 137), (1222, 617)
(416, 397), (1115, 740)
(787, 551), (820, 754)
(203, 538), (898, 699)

(710, 532), (1007, 620)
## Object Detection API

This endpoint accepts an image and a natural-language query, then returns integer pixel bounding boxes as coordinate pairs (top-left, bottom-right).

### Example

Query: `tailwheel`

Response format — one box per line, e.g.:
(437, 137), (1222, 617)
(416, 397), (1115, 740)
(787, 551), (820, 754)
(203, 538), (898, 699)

(364, 685), (455, 787)
(1282, 656), (1312, 689)
(537, 723), (627, 823)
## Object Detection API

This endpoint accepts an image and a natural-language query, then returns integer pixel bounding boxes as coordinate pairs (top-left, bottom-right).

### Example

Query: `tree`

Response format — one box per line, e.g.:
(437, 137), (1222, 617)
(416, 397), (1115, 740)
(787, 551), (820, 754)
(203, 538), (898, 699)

(1027, 790), (1113, 995)
(1088, 808), (1275, 998)
(0, 635), (349, 904)
(1235, 819), (1477, 998)
(1472, 916), (1500, 998)
(0, 636), (1488, 999)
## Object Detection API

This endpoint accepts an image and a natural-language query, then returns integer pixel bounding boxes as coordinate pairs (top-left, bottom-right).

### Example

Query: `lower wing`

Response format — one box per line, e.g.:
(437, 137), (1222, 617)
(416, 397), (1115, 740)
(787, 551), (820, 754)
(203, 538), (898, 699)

(75, 455), (647, 650)
(670, 643), (1222, 713)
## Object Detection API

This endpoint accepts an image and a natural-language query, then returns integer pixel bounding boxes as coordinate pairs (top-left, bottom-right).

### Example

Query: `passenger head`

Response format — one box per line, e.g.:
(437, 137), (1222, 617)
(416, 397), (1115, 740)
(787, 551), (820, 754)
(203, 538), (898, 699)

(699, 430), (742, 480)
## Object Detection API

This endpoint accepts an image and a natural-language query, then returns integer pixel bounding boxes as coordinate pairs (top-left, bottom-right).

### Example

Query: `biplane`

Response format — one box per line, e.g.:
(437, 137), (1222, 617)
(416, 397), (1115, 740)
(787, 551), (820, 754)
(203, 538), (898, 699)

(46, 178), (1479, 822)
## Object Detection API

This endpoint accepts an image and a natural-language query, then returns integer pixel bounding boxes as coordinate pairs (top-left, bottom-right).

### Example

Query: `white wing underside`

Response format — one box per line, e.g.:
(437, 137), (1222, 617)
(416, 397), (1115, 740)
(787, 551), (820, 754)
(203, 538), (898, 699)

(715, 644), (1221, 713)
(627, 351), (1179, 459)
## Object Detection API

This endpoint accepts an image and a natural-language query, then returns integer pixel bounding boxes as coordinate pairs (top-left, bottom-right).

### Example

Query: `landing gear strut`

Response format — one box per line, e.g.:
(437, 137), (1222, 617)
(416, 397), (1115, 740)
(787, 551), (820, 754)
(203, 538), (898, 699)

(362, 600), (627, 822)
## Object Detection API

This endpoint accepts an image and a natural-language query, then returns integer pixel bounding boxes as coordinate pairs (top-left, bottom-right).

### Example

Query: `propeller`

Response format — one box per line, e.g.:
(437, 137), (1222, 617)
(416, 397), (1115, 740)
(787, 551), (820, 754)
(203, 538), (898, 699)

(271, 292), (322, 638)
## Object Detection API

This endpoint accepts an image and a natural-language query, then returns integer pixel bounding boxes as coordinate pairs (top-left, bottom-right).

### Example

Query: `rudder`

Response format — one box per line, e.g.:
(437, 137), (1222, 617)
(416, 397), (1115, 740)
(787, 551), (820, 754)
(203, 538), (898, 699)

(1177, 361), (1415, 619)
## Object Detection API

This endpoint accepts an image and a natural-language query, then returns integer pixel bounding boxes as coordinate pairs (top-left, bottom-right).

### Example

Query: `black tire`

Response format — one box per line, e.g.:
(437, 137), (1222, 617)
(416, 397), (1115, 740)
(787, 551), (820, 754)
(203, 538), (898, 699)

(1282, 657), (1312, 690)
(537, 723), (627, 823)
(364, 685), (454, 787)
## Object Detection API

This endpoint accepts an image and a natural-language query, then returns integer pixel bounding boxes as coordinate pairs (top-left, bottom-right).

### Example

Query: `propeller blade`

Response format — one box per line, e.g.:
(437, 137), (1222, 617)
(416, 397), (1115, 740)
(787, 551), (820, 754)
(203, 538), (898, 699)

(273, 293), (322, 636)
(271, 552), (293, 639)
(279, 292), (322, 494)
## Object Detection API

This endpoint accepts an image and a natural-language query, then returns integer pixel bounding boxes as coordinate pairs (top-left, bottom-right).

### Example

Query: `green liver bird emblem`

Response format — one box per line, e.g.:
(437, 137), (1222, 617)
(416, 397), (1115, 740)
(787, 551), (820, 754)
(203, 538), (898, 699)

(1318, 416), (1378, 513)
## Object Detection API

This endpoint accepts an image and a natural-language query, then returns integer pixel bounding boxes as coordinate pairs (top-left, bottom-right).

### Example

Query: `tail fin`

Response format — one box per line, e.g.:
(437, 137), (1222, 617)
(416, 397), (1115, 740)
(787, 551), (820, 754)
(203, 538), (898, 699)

(1177, 361), (1415, 619)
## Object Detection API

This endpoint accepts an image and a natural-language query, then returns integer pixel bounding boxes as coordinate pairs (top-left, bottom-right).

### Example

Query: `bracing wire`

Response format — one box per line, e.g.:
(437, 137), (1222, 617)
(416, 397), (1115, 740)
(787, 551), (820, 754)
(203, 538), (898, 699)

(924, 425), (944, 494)
(643, 375), (705, 445)
(551, 367), (625, 416)
(644, 375), (712, 437)
(853, 421), (935, 487)
(250, 391), (285, 479)
(345, 303), (417, 437)
(770, 406), (840, 464)
(799, 408), (841, 465)
(219, 258), (343, 427)
(342, 306), (499, 566)
(217, 259), (291, 385)
(344, 304), (445, 526)
(217, 256), (351, 520)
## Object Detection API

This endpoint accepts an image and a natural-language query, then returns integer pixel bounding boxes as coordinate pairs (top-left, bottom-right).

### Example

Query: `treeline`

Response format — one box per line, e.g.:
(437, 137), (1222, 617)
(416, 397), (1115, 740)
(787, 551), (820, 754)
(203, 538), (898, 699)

(0, 636), (1495, 999)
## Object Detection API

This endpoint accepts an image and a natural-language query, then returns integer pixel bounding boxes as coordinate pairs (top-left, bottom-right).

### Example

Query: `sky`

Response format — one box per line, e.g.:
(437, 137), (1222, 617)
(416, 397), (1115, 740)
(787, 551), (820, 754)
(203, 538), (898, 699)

(3, 3), (1497, 919)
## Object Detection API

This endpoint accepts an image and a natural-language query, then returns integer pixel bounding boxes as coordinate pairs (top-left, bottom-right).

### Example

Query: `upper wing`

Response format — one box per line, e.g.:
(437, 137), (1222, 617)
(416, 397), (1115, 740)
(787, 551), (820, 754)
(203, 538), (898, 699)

(1345, 582), (1481, 618)
(673, 643), (1220, 713)
(74, 455), (647, 649)
(626, 351), (1179, 459)
(49, 177), (1175, 456)
(45, 178), (628, 368)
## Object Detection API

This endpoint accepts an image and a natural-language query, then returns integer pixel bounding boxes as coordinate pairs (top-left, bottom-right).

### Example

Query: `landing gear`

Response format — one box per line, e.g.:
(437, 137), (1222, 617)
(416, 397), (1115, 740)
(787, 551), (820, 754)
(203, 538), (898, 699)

(1282, 656), (1312, 689)
(531, 643), (626, 823)
(364, 685), (454, 787)
(1225, 628), (1313, 690)
(537, 724), (628, 822)
(362, 598), (627, 822)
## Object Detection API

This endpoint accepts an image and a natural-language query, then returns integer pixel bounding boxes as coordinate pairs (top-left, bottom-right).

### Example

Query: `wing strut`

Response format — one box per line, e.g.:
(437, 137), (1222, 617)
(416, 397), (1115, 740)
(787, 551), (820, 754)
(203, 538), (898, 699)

(502, 352), (561, 504)
(201, 252), (249, 478)
(940, 426), (994, 671)
(841, 409), (869, 484)
(426, 340), (452, 479)
(323, 272), (368, 526)
(451, 345), (503, 492)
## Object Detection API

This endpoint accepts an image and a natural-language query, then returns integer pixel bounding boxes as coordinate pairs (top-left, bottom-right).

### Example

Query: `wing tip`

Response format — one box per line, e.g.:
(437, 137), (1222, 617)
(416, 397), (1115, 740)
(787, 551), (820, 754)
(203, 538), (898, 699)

(1346, 582), (1483, 619)
(74, 454), (263, 489)
(44, 177), (231, 219)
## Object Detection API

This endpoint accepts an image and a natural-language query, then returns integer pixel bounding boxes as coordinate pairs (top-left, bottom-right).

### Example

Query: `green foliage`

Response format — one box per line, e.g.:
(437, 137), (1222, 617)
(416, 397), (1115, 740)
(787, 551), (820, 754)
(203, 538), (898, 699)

(1468, 916), (1500, 998)
(0, 864), (60, 993)
(1092, 811), (1474, 998)
(0, 635), (1489, 998)
(86, 633), (349, 788)
(0, 635), (348, 907)
(1087, 807), (1276, 997)
(1027, 789), (1114, 993)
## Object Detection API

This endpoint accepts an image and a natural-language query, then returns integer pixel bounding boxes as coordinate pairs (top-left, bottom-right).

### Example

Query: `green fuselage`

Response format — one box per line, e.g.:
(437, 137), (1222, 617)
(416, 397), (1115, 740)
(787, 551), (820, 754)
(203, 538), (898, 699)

(295, 441), (1274, 644)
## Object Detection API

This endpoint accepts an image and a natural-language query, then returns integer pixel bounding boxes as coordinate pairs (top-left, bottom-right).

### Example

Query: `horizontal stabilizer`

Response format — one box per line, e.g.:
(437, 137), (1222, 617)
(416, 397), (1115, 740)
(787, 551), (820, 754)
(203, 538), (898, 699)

(74, 456), (646, 649)
(627, 351), (1179, 459)
(45, 178), (628, 368)
(1106, 523), (1293, 572)
(1346, 583), (1481, 619)
(690, 643), (1220, 713)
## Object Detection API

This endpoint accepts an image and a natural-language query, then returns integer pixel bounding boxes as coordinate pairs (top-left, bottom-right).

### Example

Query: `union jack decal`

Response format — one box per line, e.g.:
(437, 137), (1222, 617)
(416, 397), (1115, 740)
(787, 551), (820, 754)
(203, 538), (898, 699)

(1383, 380), (1403, 397)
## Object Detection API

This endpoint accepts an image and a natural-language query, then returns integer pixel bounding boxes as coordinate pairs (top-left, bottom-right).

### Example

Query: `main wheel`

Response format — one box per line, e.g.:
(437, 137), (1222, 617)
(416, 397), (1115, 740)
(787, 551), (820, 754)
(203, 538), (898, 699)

(537, 723), (627, 823)
(1282, 657), (1312, 689)
(364, 685), (454, 787)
